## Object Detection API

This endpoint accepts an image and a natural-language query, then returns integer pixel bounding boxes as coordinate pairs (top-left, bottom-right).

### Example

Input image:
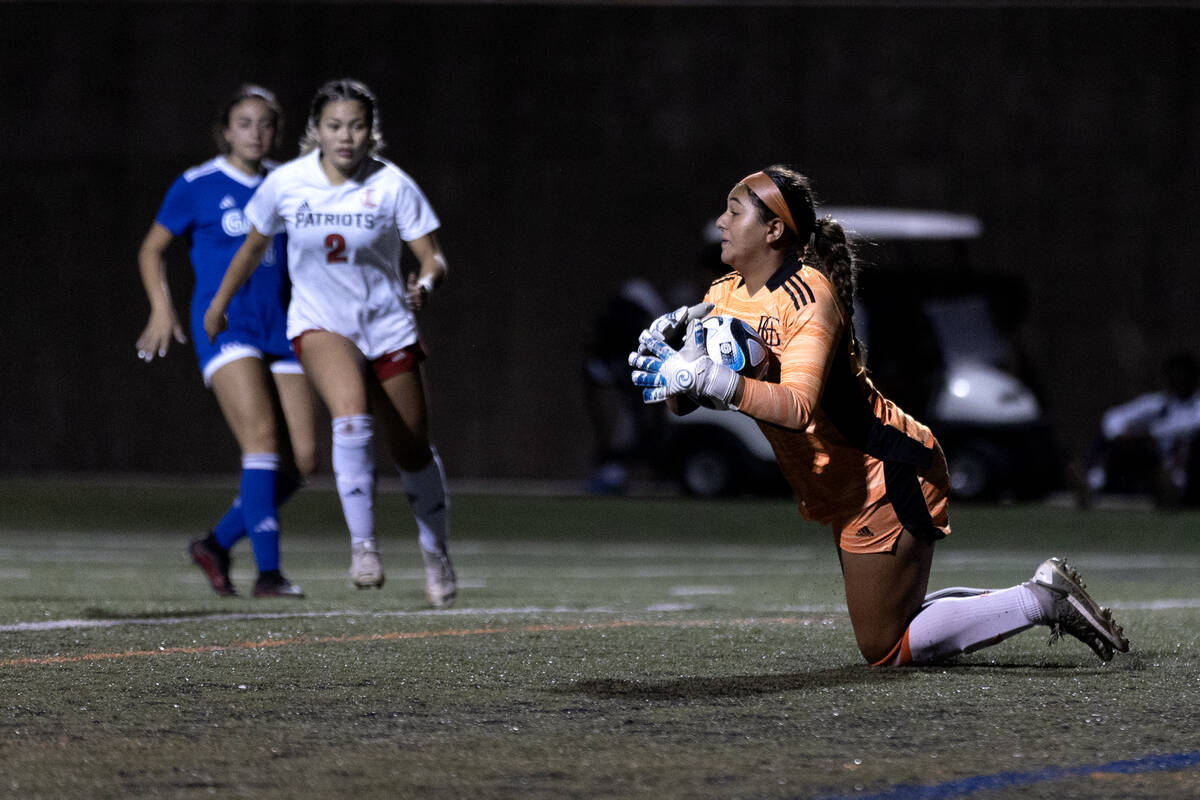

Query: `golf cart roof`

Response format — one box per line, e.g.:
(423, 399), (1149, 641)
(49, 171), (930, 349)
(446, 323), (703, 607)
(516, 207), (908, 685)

(818, 207), (982, 241)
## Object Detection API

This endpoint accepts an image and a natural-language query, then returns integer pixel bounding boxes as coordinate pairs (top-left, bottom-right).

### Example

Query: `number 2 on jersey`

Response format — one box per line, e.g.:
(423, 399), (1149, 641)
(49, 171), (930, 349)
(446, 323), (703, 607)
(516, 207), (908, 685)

(325, 233), (348, 263)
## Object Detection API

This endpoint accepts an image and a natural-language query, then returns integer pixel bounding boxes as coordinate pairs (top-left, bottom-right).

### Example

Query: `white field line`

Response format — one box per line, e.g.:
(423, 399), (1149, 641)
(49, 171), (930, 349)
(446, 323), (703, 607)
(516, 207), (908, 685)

(11, 550), (1197, 580)
(175, 574), (492, 592)
(0, 603), (832, 634)
(279, 565), (824, 580)
(4, 536), (1196, 568)
(669, 586), (737, 596)
(931, 551), (1200, 570)
(2, 595), (1196, 635)
(3, 534), (1197, 634)
(1115, 598), (1200, 610)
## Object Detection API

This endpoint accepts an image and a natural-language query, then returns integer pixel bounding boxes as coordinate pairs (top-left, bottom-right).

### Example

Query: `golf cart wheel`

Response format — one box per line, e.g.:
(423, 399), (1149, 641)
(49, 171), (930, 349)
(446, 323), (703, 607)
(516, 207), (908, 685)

(947, 443), (999, 501)
(678, 442), (740, 498)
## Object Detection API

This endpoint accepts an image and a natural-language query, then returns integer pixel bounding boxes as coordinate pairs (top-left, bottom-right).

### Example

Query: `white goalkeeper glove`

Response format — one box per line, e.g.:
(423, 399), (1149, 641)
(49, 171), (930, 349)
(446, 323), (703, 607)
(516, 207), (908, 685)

(636, 302), (715, 355)
(628, 318), (739, 410)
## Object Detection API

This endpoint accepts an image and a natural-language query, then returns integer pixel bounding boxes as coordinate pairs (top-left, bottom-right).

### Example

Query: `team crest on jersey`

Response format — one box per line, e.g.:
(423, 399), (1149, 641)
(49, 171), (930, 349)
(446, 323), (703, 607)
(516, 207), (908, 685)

(757, 317), (781, 347)
(220, 207), (250, 237)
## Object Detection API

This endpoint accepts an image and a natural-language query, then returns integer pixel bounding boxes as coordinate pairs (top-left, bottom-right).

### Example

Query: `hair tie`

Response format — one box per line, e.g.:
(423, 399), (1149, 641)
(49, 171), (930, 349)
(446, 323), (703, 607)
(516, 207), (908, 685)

(740, 171), (798, 235)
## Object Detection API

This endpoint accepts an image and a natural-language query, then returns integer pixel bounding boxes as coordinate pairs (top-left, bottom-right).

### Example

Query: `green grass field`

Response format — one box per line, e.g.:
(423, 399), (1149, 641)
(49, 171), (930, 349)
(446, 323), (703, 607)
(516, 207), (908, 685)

(1, 477), (1198, 799)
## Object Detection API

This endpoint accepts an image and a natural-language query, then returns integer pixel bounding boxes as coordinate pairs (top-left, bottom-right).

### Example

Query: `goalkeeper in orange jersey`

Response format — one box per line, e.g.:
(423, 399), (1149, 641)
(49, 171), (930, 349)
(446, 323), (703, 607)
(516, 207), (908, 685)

(630, 165), (1129, 665)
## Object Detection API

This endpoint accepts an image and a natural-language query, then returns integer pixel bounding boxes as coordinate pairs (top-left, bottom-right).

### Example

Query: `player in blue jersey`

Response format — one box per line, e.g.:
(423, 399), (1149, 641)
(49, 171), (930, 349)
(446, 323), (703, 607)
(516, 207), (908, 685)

(136, 85), (317, 599)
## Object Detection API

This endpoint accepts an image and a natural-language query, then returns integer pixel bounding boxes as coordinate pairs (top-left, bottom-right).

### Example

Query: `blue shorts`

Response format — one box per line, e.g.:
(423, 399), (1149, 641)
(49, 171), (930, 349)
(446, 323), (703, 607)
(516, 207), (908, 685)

(196, 337), (302, 387)
(192, 322), (300, 387)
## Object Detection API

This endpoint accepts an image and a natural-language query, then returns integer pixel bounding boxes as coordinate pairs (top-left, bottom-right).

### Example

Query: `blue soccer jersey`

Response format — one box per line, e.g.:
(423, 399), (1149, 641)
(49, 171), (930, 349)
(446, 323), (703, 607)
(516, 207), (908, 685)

(155, 156), (292, 369)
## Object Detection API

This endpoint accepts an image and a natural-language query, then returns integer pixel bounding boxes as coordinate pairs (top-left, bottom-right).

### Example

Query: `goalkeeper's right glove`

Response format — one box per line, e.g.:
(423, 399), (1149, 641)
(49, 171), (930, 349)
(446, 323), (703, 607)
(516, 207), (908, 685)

(629, 319), (739, 410)
(636, 302), (714, 355)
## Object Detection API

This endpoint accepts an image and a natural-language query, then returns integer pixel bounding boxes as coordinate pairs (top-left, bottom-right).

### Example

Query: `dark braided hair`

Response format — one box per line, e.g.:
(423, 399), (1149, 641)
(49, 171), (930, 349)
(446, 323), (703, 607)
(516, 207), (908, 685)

(809, 215), (857, 318)
(747, 165), (864, 365)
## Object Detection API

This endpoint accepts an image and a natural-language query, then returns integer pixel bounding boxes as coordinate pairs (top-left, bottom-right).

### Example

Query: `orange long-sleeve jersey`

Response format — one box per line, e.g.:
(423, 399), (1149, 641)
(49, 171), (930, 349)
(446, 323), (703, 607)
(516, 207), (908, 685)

(704, 259), (950, 551)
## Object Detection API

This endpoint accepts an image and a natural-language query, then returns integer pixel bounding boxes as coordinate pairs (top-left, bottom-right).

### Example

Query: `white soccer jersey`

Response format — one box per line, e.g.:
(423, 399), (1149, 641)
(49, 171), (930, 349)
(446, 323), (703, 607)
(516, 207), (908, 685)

(244, 149), (440, 358)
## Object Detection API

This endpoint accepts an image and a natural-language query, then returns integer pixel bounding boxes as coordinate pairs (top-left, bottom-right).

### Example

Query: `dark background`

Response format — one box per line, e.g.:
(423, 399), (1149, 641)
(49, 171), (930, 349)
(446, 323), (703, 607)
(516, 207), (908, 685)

(2, 2), (1197, 485)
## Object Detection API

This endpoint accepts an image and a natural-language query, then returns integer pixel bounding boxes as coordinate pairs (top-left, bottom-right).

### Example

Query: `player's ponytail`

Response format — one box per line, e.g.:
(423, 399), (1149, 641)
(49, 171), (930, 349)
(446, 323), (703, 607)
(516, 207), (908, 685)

(808, 213), (866, 369)
(810, 215), (856, 321)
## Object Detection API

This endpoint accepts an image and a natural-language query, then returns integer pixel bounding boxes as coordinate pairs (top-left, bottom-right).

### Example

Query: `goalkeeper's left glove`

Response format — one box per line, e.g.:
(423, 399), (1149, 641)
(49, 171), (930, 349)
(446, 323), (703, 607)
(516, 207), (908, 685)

(636, 302), (714, 355)
(628, 319), (739, 410)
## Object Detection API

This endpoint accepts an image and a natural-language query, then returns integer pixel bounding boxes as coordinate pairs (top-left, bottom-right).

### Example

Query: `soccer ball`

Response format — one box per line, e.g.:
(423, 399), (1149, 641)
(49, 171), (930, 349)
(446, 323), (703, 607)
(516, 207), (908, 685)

(698, 315), (771, 380)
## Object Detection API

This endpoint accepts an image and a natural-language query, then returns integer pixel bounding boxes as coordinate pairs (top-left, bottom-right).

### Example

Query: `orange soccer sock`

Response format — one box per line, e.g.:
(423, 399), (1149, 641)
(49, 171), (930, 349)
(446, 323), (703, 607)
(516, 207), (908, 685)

(871, 630), (913, 667)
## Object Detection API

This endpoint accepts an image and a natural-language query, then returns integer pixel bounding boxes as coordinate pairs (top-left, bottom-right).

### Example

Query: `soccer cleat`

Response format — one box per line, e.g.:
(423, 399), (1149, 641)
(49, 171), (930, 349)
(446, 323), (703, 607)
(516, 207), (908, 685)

(1029, 557), (1129, 662)
(189, 536), (237, 597)
(350, 539), (385, 588)
(422, 549), (457, 609)
(252, 571), (304, 599)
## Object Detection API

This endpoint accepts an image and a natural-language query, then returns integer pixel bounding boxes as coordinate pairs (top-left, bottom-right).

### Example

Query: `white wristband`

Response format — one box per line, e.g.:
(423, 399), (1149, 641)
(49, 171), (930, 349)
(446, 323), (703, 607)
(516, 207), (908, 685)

(417, 275), (435, 293)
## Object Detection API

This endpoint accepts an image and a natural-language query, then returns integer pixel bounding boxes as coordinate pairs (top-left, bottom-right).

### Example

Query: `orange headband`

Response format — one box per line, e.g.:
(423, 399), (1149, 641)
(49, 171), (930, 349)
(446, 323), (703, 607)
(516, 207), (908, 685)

(740, 171), (798, 235)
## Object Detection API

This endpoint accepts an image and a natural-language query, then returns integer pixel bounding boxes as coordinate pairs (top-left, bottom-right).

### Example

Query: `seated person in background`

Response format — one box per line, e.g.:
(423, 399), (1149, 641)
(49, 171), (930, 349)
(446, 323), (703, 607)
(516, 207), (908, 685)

(583, 279), (668, 493)
(1087, 352), (1200, 506)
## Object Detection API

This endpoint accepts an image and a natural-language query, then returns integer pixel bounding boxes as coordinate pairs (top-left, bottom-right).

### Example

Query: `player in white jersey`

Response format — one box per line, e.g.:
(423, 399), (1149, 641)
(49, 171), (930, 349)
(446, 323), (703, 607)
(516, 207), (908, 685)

(204, 79), (456, 608)
(136, 85), (316, 599)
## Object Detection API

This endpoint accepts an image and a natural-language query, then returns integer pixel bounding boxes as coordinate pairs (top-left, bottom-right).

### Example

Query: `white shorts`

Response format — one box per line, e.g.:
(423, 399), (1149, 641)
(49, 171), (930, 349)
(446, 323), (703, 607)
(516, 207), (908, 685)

(286, 292), (418, 361)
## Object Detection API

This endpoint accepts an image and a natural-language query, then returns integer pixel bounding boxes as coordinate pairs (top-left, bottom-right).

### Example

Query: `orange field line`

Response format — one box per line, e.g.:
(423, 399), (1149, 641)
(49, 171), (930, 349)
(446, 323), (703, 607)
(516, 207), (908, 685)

(0, 616), (809, 668)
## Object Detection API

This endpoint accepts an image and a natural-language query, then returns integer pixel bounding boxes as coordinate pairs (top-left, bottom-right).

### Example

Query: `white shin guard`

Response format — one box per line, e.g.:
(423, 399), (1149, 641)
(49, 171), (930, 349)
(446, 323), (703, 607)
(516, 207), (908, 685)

(332, 414), (375, 544)
(400, 448), (449, 555)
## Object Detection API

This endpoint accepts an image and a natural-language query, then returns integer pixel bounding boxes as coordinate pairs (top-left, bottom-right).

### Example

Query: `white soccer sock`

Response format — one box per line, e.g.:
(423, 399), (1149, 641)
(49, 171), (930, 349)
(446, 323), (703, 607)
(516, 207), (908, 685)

(905, 584), (1046, 664)
(399, 448), (449, 555)
(332, 414), (375, 544)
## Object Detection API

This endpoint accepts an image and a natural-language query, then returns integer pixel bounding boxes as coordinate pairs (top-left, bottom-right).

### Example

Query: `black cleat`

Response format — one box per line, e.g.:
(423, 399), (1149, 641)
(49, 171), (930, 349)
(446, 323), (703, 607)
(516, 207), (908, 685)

(189, 536), (237, 597)
(252, 570), (304, 599)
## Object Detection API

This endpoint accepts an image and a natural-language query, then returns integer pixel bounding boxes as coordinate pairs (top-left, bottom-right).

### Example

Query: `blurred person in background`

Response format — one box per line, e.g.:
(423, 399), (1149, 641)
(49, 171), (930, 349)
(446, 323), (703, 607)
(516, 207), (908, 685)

(136, 84), (315, 599)
(582, 230), (732, 495)
(1086, 352), (1200, 507)
(204, 78), (456, 608)
(583, 278), (668, 494)
(631, 164), (1128, 665)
